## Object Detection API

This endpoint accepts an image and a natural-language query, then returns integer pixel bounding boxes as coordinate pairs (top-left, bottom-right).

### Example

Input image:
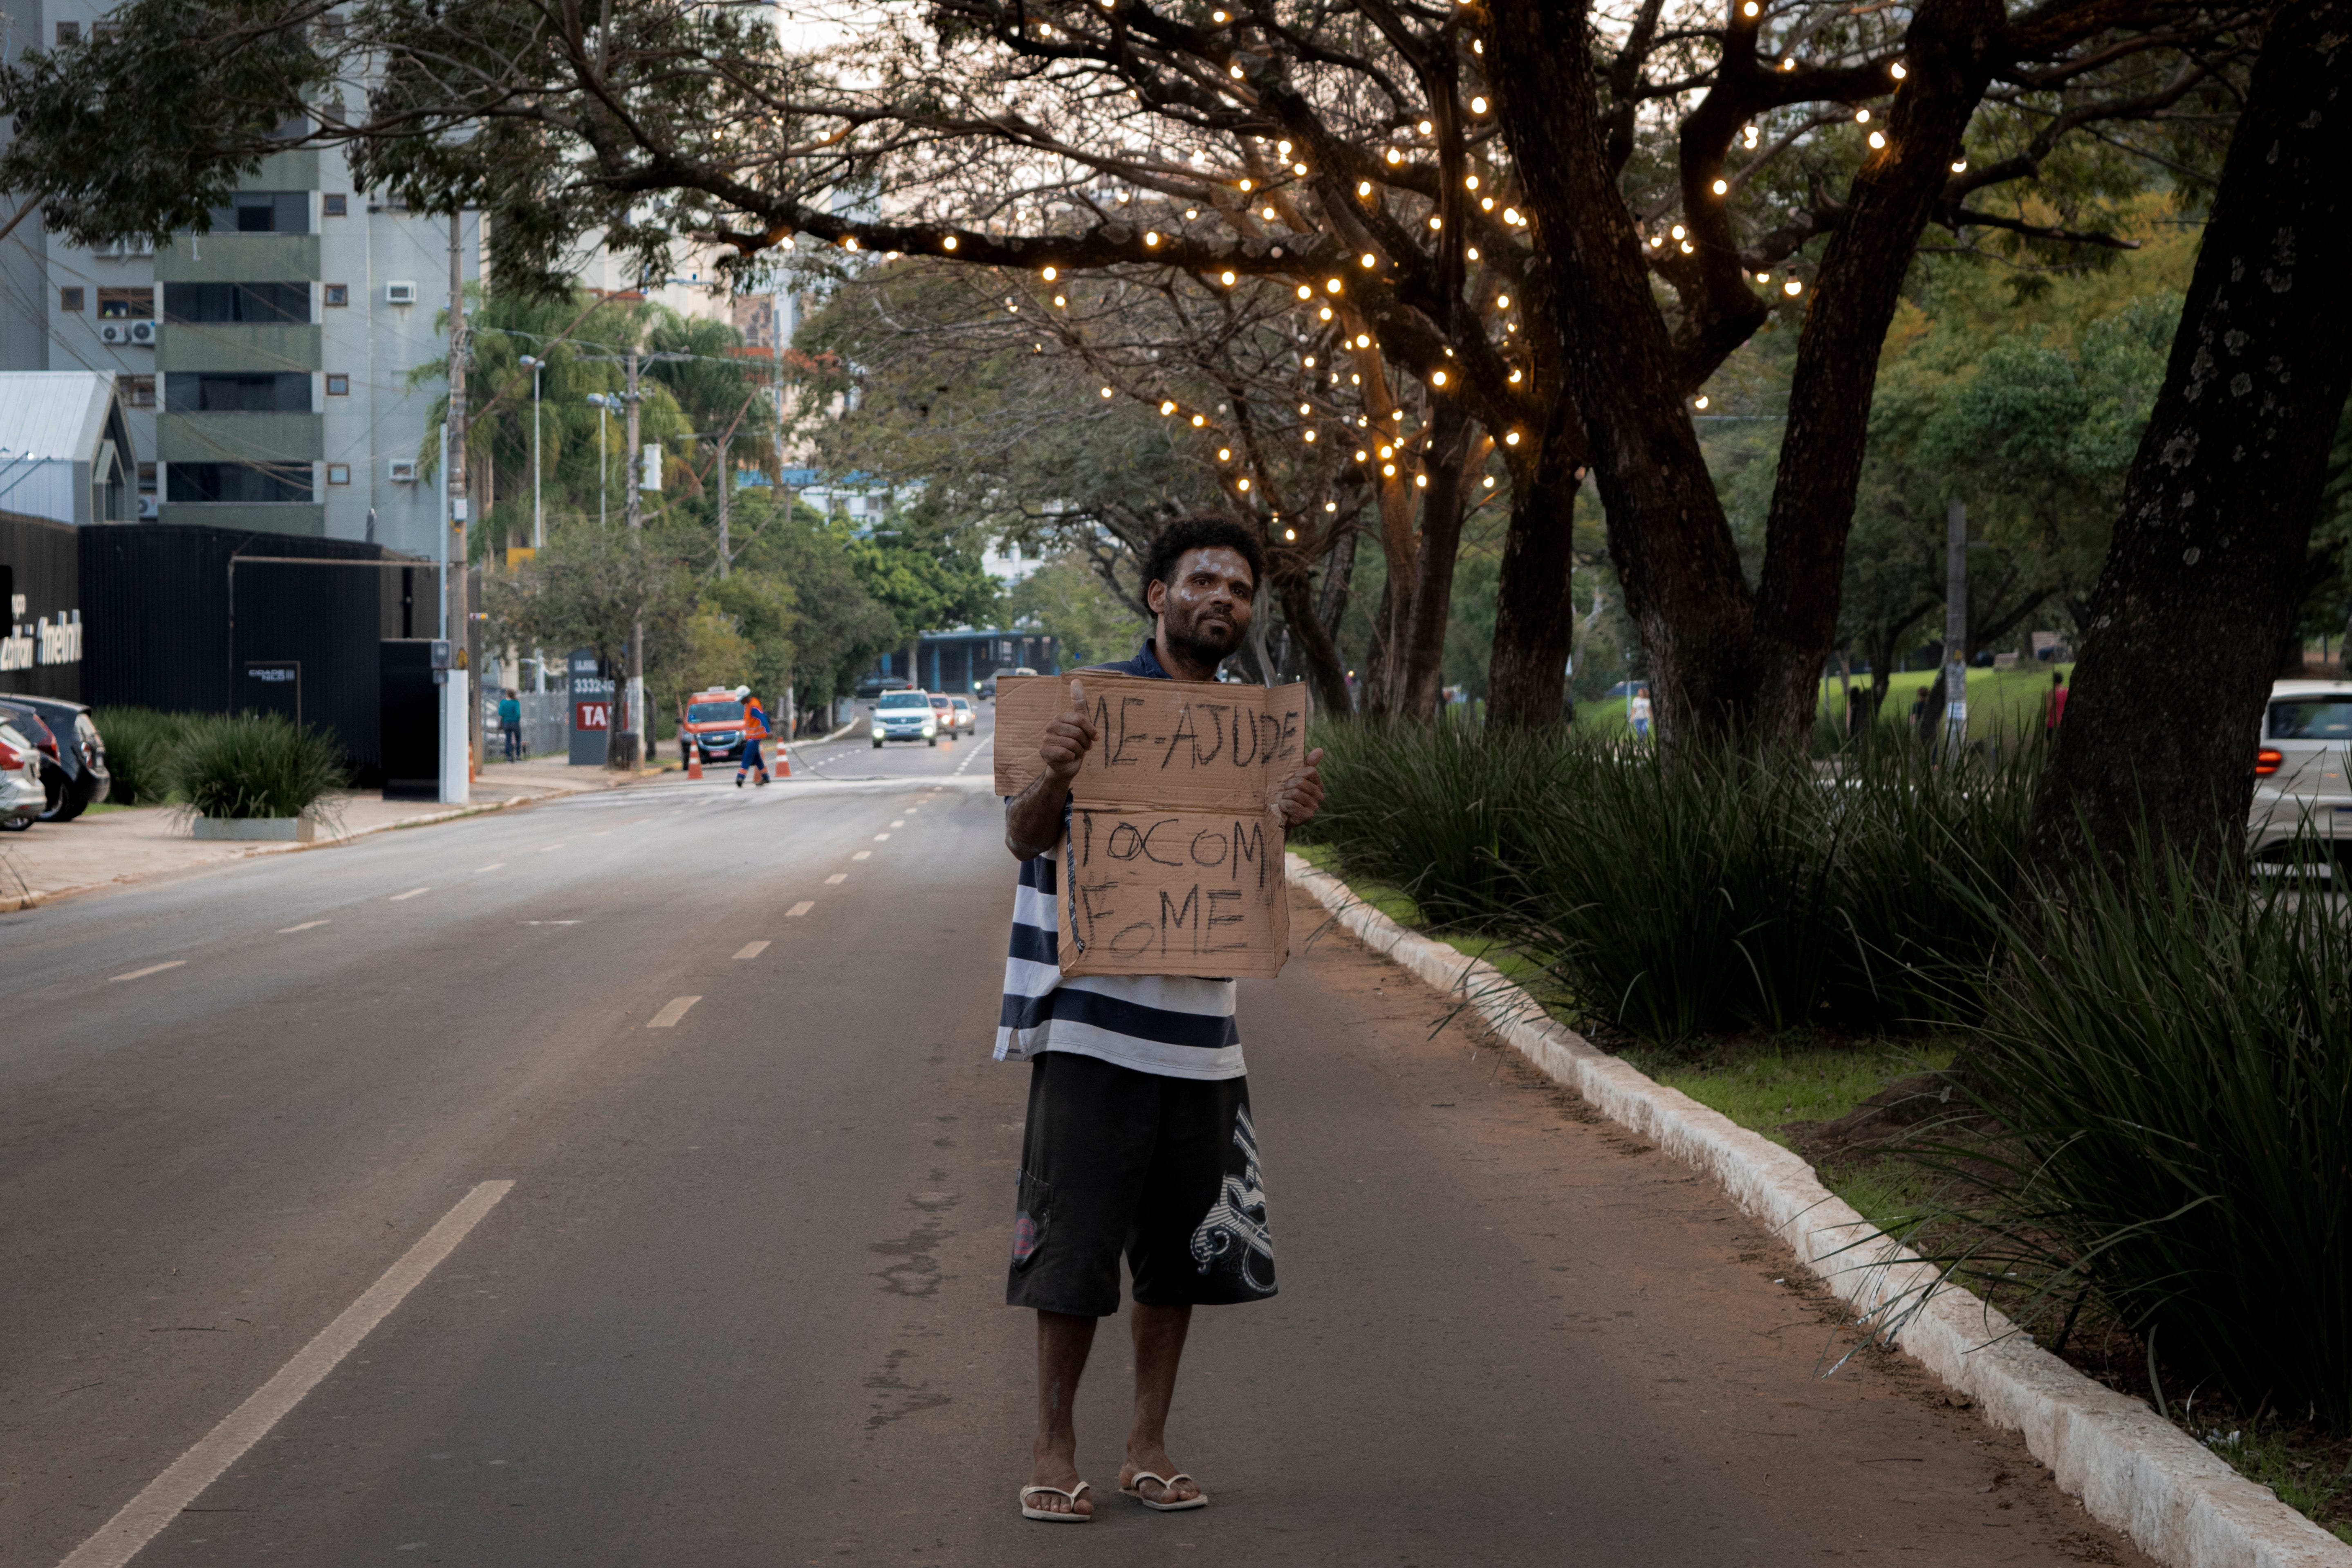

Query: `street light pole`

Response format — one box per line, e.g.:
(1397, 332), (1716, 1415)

(623, 347), (646, 769)
(518, 355), (544, 550)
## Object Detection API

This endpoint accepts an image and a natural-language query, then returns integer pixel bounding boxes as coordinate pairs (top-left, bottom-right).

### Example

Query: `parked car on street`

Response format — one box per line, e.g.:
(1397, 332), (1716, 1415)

(0, 719), (45, 830)
(2249, 679), (2352, 868)
(949, 696), (977, 734)
(872, 689), (939, 747)
(928, 693), (957, 736)
(0, 697), (108, 821)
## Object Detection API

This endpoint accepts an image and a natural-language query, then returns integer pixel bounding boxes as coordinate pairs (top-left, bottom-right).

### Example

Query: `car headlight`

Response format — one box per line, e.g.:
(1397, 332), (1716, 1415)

(871, 726), (885, 738)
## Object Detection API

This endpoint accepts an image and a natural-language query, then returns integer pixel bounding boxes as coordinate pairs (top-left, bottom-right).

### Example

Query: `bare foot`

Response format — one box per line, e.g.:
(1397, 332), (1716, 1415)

(1025, 1447), (1094, 1518)
(1120, 1447), (1204, 1507)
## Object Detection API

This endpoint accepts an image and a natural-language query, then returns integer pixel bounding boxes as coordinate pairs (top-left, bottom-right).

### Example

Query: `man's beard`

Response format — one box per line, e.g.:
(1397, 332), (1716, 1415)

(1164, 601), (1244, 669)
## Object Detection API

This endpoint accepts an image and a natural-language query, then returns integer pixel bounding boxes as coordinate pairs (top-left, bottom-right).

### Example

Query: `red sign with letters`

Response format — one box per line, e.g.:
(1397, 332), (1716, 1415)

(575, 701), (610, 731)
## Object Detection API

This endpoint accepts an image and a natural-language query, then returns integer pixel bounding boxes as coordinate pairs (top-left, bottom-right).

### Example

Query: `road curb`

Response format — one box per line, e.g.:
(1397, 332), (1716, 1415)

(1286, 852), (2350, 1568)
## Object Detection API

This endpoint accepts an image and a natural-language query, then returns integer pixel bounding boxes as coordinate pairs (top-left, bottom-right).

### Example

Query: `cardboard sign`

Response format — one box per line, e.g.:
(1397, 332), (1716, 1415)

(995, 674), (1309, 979)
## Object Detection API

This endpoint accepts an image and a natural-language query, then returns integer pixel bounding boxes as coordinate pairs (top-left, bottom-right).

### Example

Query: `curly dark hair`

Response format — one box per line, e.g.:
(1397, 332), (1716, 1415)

(1140, 515), (1265, 602)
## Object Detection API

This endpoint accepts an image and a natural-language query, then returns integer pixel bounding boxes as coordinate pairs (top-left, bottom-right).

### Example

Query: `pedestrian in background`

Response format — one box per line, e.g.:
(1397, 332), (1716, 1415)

(497, 689), (522, 763)
(1627, 685), (1653, 742)
(2045, 670), (2069, 736)
(733, 686), (772, 787)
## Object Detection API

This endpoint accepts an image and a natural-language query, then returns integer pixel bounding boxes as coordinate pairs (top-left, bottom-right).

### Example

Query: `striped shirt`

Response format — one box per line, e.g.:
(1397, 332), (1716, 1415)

(993, 641), (1246, 1081)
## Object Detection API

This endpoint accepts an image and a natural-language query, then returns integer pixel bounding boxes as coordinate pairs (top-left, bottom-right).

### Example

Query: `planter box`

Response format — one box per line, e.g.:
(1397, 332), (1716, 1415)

(191, 816), (314, 842)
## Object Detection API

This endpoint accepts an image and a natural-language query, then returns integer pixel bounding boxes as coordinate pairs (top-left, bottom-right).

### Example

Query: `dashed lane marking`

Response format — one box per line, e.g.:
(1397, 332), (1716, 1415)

(733, 941), (770, 960)
(852, 850), (872, 861)
(825, 873), (847, 885)
(389, 887), (430, 902)
(474, 863), (506, 873)
(109, 960), (186, 983)
(53, 1181), (514, 1568)
(538, 843), (566, 852)
(277, 920), (330, 934)
(786, 901), (815, 917)
(646, 996), (702, 1029)
(872, 833), (890, 841)
(890, 819), (906, 828)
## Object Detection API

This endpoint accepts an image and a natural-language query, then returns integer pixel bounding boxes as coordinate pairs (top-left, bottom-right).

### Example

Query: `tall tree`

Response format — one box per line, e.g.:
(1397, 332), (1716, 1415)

(2033, 0), (2352, 868)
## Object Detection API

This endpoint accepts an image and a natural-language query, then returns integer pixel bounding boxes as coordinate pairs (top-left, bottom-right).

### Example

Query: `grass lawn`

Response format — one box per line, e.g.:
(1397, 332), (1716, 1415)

(1578, 661), (2074, 745)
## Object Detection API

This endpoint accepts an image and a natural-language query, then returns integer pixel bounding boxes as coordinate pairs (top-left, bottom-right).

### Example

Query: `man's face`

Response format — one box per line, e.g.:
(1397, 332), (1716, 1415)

(1148, 546), (1255, 665)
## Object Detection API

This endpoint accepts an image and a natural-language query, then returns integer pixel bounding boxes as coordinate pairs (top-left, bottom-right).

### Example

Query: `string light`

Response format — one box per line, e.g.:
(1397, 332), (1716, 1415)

(1192, 413), (1207, 426)
(1212, 7), (1226, 17)
(1428, 215), (1443, 230)
(1679, 240), (1694, 253)
(1649, 236), (1664, 248)
(1417, 119), (1433, 134)
(1304, 431), (1316, 442)
(843, 236), (858, 250)
(1415, 473), (1428, 488)
(1496, 293), (1511, 309)
(1890, 61), (1908, 79)
(942, 235), (958, 250)
(1100, 386), (1114, 397)
(1320, 306), (1333, 320)
(1278, 139), (1293, 156)
(1432, 370), (1448, 386)
(1355, 334), (1370, 347)
(1481, 197), (1495, 211)
(1694, 395), (1710, 410)
(1854, 108), (1871, 123)
(1466, 247), (1479, 260)
(1294, 163), (1308, 175)
(1783, 278), (1803, 296)
(1239, 177), (1253, 191)
(1262, 205), (1277, 220)
(1868, 131), (1886, 149)
(1382, 462), (1397, 476)
(1218, 447), (1233, 460)
(1483, 475), (1496, 487)
(1469, 96), (1488, 114)
(1054, 294), (1067, 307)
(1386, 148), (1403, 164)
(1305, 356), (1316, 367)
(1357, 180), (1374, 197)
(1326, 277), (1342, 292)
(1712, 178), (1729, 195)
(1146, 231), (1161, 246)
(1742, 0), (1758, 11)
(1325, 501), (1339, 512)
(1298, 402), (1312, 415)
(1756, 271), (1771, 283)
(1355, 449), (1368, 461)
(1220, 269), (1237, 285)
(1508, 369), (1522, 384)
(1672, 224), (1686, 239)
(1237, 477), (1251, 490)
(1504, 431), (1521, 446)
(1465, 174), (1480, 191)
(1161, 400), (1177, 415)
(1186, 207), (1199, 218)
(1502, 207), (1522, 225)
(1297, 284), (1313, 299)
(1284, 527), (1296, 540)
(1360, 252), (1376, 267)
(1042, 266), (1058, 280)
(1781, 56), (1796, 69)
(1951, 158), (1969, 173)
(1230, 62), (1244, 77)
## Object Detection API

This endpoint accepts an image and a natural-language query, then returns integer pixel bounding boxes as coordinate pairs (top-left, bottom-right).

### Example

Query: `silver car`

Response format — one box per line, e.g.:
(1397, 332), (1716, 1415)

(2249, 679), (2352, 865)
(0, 720), (45, 830)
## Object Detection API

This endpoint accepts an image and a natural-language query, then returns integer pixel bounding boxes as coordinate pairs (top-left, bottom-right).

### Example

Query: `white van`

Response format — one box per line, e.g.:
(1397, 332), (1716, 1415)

(2249, 679), (2352, 866)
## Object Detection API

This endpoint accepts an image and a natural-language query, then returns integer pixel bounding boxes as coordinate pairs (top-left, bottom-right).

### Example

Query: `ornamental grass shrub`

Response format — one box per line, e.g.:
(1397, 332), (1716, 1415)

(170, 713), (349, 820)
(89, 707), (187, 807)
(1945, 849), (2352, 1431)
(1298, 721), (2036, 1039)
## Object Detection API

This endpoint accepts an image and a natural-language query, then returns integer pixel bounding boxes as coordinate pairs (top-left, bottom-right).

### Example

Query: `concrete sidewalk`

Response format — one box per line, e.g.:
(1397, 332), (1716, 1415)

(0, 752), (656, 909)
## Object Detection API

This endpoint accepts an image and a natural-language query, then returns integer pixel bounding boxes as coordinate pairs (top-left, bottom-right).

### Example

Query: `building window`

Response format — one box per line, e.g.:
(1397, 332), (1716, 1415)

(166, 462), (314, 505)
(138, 462), (157, 492)
(323, 284), (348, 307)
(323, 194), (348, 217)
(91, 20), (116, 42)
(164, 372), (312, 414)
(58, 288), (84, 314)
(161, 282), (308, 325)
(325, 374), (350, 396)
(202, 192), (309, 235)
(120, 375), (157, 409)
(96, 287), (154, 320)
(326, 464), (351, 486)
(54, 21), (79, 43)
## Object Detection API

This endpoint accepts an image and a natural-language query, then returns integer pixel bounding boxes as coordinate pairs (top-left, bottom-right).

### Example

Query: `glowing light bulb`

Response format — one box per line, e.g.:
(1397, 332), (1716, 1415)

(1303, 430), (1316, 442)
(1854, 108), (1870, 123)
(1671, 224), (1686, 239)
(1418, 119), (1433, 134)
(1237, 477), (1250, 491)
(1379, 444), (1394, 458)
(1712, 178), (1729, 195)
(1218, 447), (1232, 460)
(1471, 96), (1488, 113)
(1192, 414), (1206, 426)
(1508, 369), (1522, 384)
(1298, 402), (1311, 415)
(1868, 130), (1886, 149)
(1054, 294), (1066, 307)
(1043, 266), (1058, 281)
(1504, 431), (1521, 446)
(1382, 463), (1397, 476)
(1496, 294), (1511, 309)
(1783, 278), (1802, 296)
(1361, 252), (1376, 268)
(1781, 56), (1795, 69)
(1185, 208), (1198, 218)
(1297, 284), (1312, 299)
(1262, 205), (1276, 220)
(1466, 174), (1480, 190)
(1326, 500), (1339, 511)
(1145, 231), (1160, 246)
(1483, 475), (1496, 487)
(1161, 400), (1177, 415)
(1356, 334), (1370, 347)
(1229, 63), (1244, 77)
(1432, 370), (1448, 386)
(1466, 247), (1479, 260)
(1220, 270), (1237, 285)
(1278, 140), (1293, 156)
(1284, 527), (1296, 540)
(1481, 196), (1494, 211)
(1891, 61), (1908, 79)
(942, 235), (958, 250)
(1428, 215), (1443, 230)
(1951, 158), (1969, 173)
(1305, 356), (1316, 367)
(1503, 207), (1521, 224)
(1325, 277), (1342, 293)
(1743, 0), (1758, 11)
(1679, 240), (1694, 253)
(1386, 148), (1403, 164)
(1357, 180), (1373, 197)
(1212, 7), (1226, 18)
(1355, 449), (1368, 462)
(1694, 395), (1710, 410)
(1239, 177), (1252, 191)
(1319, 306), (1333, 320)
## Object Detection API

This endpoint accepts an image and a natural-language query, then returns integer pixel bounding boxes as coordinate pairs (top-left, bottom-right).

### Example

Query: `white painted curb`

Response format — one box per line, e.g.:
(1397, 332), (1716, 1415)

(1288, 852), (2349, 1568)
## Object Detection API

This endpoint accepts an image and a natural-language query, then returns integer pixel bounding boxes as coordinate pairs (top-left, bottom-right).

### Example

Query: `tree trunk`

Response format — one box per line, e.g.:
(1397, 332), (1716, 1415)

(1360, 576), (1395, 718)
(2033, 0), (2352, 870)
(1488, 415), (1585, 728)
(1316, 520), (1359, 644)
(1397, 398), (1480, 722)
(1272, 548), (1352, 716)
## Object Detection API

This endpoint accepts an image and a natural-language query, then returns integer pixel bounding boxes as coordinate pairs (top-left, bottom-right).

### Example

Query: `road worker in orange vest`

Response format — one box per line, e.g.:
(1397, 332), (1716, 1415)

(733, 684), (773, 787)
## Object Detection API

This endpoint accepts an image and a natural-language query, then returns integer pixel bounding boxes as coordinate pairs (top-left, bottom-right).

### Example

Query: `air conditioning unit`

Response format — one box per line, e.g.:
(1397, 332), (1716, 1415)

(129, 320), (156, 345)
(385, 281), (417, 305)
(388, 459), (418, 482)
(136, 495), (159, 519)
(99, 322), (128, 344)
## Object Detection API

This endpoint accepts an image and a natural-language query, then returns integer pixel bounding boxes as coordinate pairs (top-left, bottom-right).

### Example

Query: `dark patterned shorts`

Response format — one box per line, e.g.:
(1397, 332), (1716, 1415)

(1007, 1051), (1276, 1317)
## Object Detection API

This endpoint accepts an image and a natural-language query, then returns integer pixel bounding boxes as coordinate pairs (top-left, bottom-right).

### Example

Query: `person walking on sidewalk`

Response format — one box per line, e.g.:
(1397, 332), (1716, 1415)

(497, 689), (522, 763)
(733, 686), (772, 787)
(997, 515), (1325, 1524)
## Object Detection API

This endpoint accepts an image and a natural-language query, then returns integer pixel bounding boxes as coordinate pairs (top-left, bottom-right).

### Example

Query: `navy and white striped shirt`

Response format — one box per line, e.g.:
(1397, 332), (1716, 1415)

(993, 641), (1246, 1081)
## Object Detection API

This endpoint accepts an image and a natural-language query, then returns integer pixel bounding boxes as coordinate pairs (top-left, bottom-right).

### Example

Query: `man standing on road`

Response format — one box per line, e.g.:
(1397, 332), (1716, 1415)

(733, 686), (772, 787)
(997, 516), (1324, 1524)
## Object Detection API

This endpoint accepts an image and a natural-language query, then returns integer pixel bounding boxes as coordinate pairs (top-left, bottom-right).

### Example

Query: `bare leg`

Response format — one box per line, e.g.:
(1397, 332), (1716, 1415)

(1120, 1303), (1204, 1505)
(1029, 1310), (1097, 1517)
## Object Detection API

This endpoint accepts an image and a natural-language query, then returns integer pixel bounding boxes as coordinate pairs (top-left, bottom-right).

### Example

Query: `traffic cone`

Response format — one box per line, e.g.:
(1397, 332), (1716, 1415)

(688, 749), (702, 779)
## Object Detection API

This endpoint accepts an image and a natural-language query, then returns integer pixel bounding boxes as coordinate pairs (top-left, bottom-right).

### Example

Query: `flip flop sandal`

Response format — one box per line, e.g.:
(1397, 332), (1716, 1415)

(1019, 1481), (1092, 1523)
(1122, 1471), (1208, 1512)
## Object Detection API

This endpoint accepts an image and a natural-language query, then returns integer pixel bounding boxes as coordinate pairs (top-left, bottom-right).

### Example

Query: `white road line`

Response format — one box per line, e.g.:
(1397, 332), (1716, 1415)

(538, 843), (566, 853)
(825, 873), (847, 885)
(388, 887), (430, 902)
(890, 819), (906, 828)
(852, 850), (872, 861)
(54, 1180), (514, 1568)
(646, 996), (701, 1028)
(785, 901), (815, 917)
(109, 961), (186, 983)
(276, 920), (330, 934)
(872, 832), (890, 841)
(732, 941), (770, 960)
(474, 863), (506, 873)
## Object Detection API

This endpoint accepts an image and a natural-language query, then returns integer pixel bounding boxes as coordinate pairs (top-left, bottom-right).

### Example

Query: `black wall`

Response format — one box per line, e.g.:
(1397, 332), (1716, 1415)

(76, 524), (437, 785)
(0, 511), (88, 702)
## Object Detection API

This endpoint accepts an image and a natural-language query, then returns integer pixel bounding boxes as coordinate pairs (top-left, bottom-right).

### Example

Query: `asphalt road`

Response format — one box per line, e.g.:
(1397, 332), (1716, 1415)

(0, 707), (2148, 1567)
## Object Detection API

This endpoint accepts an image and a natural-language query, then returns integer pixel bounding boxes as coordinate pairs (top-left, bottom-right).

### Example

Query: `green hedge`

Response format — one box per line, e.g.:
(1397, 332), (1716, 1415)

(171, 713), (349, 820)
(90, 707), (186, 807)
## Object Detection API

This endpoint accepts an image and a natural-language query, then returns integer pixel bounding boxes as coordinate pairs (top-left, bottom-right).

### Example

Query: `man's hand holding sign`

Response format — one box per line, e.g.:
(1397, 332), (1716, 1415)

(989, 519), (1330, 1525)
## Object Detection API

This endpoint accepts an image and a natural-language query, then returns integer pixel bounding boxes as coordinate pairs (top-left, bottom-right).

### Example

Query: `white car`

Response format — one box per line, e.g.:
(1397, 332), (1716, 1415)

(871, 689), (939, 748)
(0, 721), (44, 830)
(2249, 679), (2352, 865)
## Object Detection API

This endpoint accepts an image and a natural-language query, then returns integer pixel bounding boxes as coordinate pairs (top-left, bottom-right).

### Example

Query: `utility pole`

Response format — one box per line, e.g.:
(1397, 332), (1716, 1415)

(622, 346), (646, 770)
(1942, 499), (1969, 755)
(716, 427), (731, 580)
(446, 213), (476, 795)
